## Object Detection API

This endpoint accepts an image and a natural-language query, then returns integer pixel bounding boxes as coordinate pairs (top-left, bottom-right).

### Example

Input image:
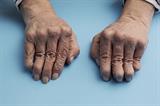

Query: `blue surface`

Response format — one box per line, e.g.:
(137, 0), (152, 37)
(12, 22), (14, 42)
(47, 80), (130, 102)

(0, 0), (160, 105)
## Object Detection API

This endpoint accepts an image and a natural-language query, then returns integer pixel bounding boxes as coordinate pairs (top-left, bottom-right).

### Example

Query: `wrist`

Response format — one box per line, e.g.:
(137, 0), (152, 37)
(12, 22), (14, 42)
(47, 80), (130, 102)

(119, 0), (155, 28)
(20, 0), (57, 24)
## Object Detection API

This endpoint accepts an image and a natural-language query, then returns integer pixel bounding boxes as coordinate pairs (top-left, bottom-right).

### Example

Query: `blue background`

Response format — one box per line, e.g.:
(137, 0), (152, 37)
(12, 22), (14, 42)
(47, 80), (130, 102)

(0, 0), (160, 105)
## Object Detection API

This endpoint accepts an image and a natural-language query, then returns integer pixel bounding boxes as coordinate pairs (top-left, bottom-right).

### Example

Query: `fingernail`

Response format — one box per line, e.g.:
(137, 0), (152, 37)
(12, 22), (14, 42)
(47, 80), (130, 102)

(102, 75), (110, 81)
(68, 57), (74, 64)
(52, 73), (59, 80)
(42, 76), (49, 84)
(33, 74), (40, 81)
(126, 74), (133, 82)
(116, 76), (123, 82)
(126, 77), (132, 82)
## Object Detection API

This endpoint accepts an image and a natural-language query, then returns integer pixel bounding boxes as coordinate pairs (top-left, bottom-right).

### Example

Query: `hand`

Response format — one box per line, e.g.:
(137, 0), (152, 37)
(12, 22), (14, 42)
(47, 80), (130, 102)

(24, 12), (80, 84)
(91, 17), (149, 82)
(91, 0), (154, 82)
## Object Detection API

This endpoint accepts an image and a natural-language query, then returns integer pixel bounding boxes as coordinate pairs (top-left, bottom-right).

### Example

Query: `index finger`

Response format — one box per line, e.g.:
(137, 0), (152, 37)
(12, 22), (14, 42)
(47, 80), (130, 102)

(99, 30), (113, 81)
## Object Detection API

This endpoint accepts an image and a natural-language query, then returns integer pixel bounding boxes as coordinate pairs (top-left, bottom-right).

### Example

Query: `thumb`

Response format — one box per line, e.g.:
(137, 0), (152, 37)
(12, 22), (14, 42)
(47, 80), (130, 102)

(90, 34), (100, 65)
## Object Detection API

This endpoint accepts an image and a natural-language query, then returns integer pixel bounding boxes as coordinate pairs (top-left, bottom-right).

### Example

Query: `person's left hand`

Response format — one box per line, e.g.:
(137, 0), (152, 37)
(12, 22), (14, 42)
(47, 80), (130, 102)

(90, 16), (149, 82)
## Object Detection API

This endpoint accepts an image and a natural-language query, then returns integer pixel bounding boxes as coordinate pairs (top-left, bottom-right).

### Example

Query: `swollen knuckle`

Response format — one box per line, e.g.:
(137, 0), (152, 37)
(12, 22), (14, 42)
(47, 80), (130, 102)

(60, 49), (68, 58)
(35, 51), (45, 58)
(138, 40), (147, 48)
(62, 26), (72, 37)
(100, 52), (110, 59)
(101, 29), (113, 40)
(114, 31), (125, 42)
(126, 36), (137, 44)
(37, 30), (47, 39)
(46, 50), (56, 59)
(26, 31), (36, 42)
(48, 27), (61, 37)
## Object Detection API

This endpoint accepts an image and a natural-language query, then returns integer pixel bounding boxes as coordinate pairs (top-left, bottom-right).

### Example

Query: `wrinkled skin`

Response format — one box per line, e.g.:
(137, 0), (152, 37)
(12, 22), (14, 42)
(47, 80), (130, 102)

(24, 12), (80, 84)
(91, 0), (154, 82)
(91, 17), (148, 82)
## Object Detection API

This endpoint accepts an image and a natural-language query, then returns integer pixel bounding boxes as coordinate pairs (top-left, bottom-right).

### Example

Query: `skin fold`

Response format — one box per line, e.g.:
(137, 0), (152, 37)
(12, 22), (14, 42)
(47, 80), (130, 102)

(91, 0), (155, 82)
(20, 0), (80, 84)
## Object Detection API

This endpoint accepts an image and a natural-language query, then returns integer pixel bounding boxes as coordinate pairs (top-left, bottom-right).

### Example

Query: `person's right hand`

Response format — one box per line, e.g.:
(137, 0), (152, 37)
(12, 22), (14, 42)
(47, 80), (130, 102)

(24, 12), (80, 84)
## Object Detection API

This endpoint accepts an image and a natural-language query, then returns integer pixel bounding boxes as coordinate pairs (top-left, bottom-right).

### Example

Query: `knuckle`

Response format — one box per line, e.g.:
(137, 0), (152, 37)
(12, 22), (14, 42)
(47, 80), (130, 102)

(100, 52), (110, 60)
(59, 49), (68, 58)
(46, 50), (56, 59)
(101, 29), (114, 40)
(25, 31), (36, 42)
(36, 30), (47, 39)
(62, 26), (72, 37)
(35, 51), (45, 58)
(138, 40), (147, 49)
(113, 31), (125, 42)
(126, 36), (137, 45)
(48, 27), (61, 37)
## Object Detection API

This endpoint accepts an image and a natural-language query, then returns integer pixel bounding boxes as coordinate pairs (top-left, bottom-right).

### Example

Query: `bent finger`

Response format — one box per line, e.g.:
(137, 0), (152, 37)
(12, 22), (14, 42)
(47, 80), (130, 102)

(99, 30), (113, 81)
(52, 27), (70, 80)
(133, 41), (147, 71)
(66, 32), (80, 64)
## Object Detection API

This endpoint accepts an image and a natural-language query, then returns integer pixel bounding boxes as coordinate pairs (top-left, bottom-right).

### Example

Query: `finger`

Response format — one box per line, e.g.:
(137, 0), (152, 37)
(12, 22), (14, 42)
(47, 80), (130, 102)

(99, 30), (113, 81)
(42, 28), (60, 84)
(123, 40), (136, 82)
(112, 33), (124, 82)
(133, 41), (146, 71)
(66, 32), (80, 64)
(90, 34), (100, 65)
(52, 27), (71, 80)
(25, 31), (35, 70)
(33, 31), (46, 81)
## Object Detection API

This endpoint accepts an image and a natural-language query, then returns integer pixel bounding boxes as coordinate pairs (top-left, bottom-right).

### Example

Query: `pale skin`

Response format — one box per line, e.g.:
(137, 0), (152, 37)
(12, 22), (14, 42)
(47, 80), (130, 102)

(21, 0), (80, 84)
(20, 0), (155, 84)
(91, 0), (155, 82)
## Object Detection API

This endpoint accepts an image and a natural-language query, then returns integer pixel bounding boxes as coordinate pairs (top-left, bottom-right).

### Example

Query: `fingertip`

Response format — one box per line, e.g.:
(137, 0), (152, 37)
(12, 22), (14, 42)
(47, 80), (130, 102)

(33, 74), (40, 81)
(52, 73), (59, 80)
(125, 71), (134, 82)
(133, 61), (141, 71)
(100, 66), (111, 81)
(101, 73), (111, 82)
(42, 76), (49, 84)
(25, 59), (33, 70)
(113, 71), (124, 82)
(123, 63), (134, 82)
